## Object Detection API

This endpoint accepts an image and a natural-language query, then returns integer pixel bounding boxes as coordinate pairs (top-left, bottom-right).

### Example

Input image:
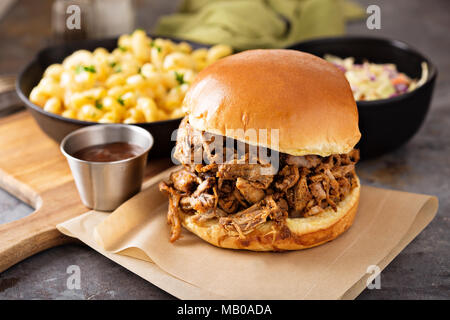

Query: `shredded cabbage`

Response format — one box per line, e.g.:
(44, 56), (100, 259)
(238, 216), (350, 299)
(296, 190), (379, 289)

(324, 55), (428, 101)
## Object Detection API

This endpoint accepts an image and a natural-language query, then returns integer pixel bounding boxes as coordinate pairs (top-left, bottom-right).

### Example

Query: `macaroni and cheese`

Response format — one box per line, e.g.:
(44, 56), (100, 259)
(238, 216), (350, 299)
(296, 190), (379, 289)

(29, 30), (233, 123)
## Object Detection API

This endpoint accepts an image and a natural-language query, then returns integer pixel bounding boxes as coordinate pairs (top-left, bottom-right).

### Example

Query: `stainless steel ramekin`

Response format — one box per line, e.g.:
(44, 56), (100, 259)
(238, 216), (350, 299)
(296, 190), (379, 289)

(60, 124), (153, 211)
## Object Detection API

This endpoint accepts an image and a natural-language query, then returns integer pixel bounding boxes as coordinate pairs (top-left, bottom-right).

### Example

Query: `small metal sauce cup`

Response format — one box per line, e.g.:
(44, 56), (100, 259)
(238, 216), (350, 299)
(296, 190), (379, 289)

(60, 124), (153, 211)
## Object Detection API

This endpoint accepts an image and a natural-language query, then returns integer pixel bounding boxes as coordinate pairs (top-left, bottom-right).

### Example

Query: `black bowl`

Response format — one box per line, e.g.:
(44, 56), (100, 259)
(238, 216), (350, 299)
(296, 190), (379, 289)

(16, 37), (211, 158)
(288, 36), (437, 159)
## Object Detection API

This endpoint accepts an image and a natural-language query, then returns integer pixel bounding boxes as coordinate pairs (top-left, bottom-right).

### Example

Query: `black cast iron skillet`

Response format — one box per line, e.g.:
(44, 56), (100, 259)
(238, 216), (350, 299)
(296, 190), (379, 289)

(16, 36), (210, 158)
(288, 36), (437, 159)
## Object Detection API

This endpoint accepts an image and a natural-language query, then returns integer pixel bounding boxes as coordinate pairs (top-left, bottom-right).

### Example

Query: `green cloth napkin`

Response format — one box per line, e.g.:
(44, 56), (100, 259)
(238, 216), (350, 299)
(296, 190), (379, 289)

(154, 0), (365, 51)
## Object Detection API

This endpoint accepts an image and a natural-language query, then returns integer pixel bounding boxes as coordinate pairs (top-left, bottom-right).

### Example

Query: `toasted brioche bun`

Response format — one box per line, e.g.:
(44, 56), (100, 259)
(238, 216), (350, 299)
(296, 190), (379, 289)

(179, 179), (360, 251)
(176, 49), (361, 251)
(184, 49), (361, 157)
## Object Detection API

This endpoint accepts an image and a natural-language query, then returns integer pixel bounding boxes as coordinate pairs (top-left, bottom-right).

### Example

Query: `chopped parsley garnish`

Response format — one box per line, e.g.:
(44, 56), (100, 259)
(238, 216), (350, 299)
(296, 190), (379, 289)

(174, 71), (186, 85)
(114, 65), (122, 73)
(150, 41), (162, 52)
(75, 65), (96, 74)
(118, 45), (127, 52)
(95, 100), (103, 110)
(109, 61), (117, 68)
(117, 97), (125, 106)
(138, 66), (142, 74)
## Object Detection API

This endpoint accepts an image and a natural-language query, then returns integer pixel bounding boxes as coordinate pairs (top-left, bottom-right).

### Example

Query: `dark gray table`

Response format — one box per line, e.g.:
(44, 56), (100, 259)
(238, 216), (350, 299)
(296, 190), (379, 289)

(0, 0), (448, 299)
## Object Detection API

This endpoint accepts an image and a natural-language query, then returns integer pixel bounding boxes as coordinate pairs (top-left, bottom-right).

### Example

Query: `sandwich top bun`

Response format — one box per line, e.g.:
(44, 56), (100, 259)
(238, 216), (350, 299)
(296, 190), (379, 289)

(185, 49), (361, 157)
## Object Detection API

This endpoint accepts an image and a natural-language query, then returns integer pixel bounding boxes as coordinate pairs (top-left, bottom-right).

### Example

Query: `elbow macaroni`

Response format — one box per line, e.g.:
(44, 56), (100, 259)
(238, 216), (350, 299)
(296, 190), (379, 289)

(29, 30), (233, 123)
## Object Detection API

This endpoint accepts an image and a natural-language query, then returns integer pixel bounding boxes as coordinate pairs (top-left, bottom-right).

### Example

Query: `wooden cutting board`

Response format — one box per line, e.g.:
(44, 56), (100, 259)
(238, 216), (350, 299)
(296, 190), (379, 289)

(0, 111), (171, 272)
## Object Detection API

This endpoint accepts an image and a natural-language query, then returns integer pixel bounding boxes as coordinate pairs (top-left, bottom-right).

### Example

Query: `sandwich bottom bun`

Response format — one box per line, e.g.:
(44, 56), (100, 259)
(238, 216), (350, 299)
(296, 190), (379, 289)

(179, 178), (360, 251)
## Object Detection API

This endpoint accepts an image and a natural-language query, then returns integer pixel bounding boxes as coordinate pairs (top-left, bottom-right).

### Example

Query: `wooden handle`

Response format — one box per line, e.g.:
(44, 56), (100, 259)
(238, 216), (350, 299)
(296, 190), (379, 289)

(0, 205), (77, 273)
(0, 112), (92, 272)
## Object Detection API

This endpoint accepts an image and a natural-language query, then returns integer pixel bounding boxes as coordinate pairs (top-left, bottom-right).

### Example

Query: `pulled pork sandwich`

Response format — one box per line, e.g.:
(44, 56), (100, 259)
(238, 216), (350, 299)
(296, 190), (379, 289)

(159, 49), (361, 251)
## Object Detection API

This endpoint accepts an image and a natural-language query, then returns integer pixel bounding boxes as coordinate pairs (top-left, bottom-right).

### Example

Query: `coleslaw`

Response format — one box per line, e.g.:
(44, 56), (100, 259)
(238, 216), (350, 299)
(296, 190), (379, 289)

(325, 55), (428, 101)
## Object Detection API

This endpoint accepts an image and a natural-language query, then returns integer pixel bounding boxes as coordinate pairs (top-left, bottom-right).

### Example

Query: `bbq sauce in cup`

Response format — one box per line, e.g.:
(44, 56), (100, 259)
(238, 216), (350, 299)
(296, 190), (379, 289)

(73, 142), (144, 162)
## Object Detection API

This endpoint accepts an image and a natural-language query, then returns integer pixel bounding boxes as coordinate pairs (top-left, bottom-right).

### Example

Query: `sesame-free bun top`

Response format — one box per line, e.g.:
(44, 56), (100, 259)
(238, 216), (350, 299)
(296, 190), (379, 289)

(185, 49), (361, 156)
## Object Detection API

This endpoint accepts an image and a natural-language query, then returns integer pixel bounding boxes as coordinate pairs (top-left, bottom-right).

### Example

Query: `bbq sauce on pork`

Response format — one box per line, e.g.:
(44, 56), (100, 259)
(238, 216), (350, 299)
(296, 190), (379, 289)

(159, 119), (359, 242)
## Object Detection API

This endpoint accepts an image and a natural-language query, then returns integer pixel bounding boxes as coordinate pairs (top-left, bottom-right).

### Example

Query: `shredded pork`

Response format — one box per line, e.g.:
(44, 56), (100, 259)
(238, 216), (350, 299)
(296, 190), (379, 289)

(159, 118), (359, 242)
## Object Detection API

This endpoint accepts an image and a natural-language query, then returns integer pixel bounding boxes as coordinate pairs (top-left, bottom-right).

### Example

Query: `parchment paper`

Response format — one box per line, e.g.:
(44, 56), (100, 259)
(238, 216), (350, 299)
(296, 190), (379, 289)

(57, 167), (438, 300)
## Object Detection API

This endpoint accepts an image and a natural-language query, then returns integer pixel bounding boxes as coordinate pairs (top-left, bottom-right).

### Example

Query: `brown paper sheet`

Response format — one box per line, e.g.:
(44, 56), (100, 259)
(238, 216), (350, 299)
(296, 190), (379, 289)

(57, 209), (225, 299)
(57, 167), (438, 300)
